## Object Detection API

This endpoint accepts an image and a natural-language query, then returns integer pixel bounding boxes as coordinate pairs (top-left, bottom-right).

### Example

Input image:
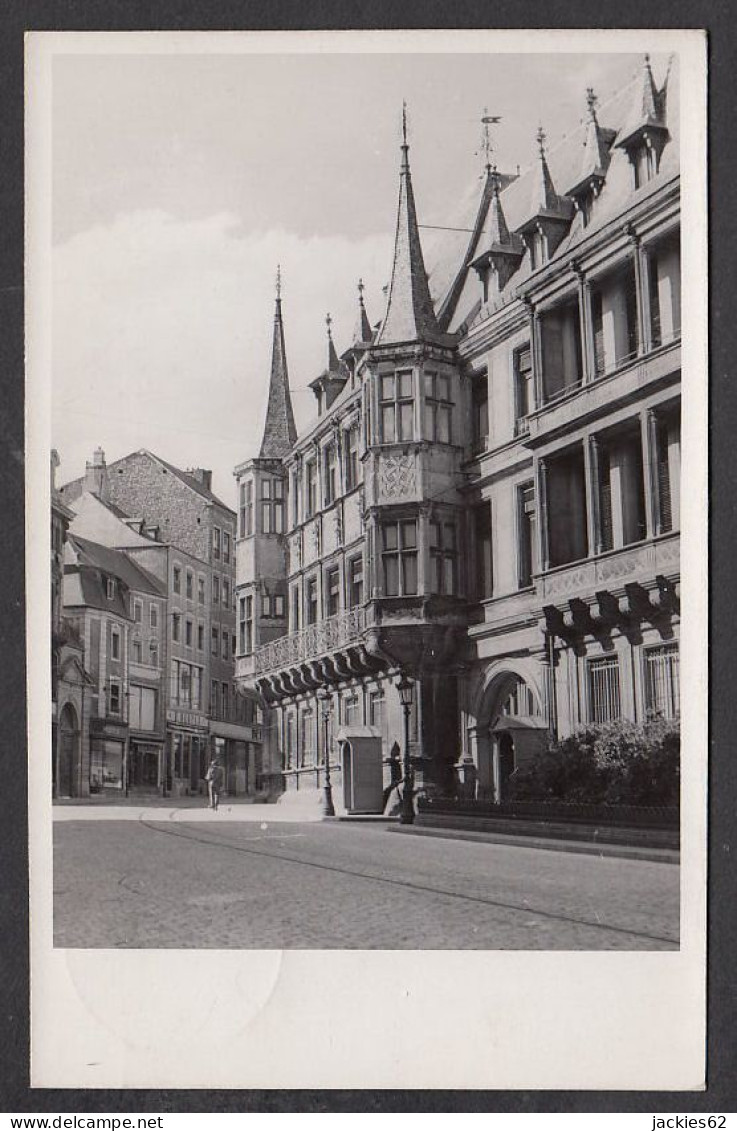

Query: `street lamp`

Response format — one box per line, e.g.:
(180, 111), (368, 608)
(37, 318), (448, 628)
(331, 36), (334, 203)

(317, 687), (335, 817)
(396, 674), (415, 825)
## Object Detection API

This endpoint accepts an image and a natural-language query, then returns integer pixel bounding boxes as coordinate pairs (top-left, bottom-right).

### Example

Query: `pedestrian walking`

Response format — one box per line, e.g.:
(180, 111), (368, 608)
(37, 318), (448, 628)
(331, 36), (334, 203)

(205, 756), (224, 811)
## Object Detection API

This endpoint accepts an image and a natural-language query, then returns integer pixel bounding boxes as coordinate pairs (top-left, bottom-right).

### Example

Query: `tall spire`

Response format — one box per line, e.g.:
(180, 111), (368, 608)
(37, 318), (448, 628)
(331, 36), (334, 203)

(375, 103), (440, 347)
(352, 278), (373, 347)
(258, 265), (297, 459)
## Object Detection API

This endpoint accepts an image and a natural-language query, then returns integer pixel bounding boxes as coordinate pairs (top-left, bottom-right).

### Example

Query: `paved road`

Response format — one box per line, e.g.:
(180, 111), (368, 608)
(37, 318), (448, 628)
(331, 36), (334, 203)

(53, 818), (679, 950)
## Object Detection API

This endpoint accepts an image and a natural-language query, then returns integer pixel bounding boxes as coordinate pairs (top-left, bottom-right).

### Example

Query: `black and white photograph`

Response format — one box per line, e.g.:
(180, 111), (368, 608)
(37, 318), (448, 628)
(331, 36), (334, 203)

(27, 29), (707, 1090)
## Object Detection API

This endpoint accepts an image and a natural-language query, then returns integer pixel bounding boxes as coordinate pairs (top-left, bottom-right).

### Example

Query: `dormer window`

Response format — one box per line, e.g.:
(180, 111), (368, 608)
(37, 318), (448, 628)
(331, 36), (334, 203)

(106, 578), (115, 600)
(632, 141), (659, 189)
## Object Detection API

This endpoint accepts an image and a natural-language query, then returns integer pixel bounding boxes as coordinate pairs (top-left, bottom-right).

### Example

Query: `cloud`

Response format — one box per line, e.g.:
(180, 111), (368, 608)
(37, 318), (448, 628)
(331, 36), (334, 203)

(52, 210), (393, 504)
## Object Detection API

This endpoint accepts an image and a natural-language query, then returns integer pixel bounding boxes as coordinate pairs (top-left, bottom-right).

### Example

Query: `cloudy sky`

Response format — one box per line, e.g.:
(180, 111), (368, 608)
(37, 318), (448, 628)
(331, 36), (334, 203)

(51, 44), (653, 507)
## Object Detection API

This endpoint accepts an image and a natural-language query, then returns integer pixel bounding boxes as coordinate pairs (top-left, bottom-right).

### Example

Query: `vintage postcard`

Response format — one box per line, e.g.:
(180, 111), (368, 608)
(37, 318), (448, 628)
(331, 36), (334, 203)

(26, 29), (707, 1090)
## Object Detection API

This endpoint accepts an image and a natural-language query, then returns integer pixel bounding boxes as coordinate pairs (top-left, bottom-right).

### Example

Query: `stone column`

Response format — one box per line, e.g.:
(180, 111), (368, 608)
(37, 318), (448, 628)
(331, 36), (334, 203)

(537, 457), (550, 572)
(585, 434), (602, 555)
(645, 408), (662, 537)
(575, 265), (595, 383)
(637, 241), (653, 355)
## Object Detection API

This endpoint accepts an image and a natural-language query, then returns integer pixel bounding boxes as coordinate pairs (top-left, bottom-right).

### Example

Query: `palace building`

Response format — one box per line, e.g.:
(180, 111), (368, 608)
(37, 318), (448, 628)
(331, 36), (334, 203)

(234, 55), (681, 809)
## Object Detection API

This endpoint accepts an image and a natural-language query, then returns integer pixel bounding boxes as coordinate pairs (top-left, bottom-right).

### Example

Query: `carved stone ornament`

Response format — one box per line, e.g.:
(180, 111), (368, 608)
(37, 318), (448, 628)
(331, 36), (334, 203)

(379, 452), (416, 501)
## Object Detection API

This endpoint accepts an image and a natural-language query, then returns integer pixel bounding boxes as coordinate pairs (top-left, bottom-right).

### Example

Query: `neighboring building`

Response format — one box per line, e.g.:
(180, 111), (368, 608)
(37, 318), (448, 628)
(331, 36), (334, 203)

(51, 450), (90, 798)
(61, 447), (263, 796)
(235, 54), (681, 807)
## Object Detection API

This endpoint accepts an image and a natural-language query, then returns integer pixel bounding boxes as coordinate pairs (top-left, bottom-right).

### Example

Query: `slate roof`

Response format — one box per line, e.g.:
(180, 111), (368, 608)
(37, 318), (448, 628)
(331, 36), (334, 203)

(67, 534), (166, 597)
(258, 288), (298, 459)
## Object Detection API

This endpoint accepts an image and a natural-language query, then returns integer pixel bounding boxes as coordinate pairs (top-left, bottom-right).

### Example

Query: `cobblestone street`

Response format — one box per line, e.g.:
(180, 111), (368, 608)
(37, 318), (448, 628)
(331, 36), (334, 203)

(53, 813), (679, 950)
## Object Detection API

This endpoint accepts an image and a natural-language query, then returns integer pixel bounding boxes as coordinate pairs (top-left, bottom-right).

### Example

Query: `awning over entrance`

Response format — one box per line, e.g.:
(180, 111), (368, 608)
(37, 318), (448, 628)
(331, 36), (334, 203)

(491, 714), (549, 734)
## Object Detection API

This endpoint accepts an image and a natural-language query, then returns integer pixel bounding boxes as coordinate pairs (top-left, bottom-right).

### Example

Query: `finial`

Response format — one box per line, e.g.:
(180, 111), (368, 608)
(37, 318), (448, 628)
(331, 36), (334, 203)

(586, 87), (598, 118)
(536, 124), (547, 156)
(644, 52), (650, 65)
(402, 100), (408, 148)
(480, 109), (501, 173)
(326, 312), (333, 338)
(357, 278), (365, 304)
(275, 264), (281, 300)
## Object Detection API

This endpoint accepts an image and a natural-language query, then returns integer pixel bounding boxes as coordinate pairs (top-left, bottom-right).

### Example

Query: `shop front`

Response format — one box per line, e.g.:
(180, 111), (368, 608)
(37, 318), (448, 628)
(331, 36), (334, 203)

(128, 738), (165, 794)
(89, 719), (129, 794)
(166, 706), (209, 797)
(209, 720), (257, 797)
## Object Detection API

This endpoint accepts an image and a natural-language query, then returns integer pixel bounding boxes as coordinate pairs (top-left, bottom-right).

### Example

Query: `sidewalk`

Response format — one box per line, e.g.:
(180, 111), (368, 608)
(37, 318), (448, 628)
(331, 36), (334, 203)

(52, 795), (323, 823)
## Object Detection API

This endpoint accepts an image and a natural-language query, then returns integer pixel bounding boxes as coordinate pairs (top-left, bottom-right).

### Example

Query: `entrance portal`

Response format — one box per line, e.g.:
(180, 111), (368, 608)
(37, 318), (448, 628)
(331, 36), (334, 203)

(58, 703), (79, 798)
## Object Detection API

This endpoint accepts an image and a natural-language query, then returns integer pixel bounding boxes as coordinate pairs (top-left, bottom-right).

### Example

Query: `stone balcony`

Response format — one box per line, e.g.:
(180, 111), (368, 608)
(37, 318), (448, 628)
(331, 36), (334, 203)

(537, 531), (680, 639)
(236, 606), (382, 700)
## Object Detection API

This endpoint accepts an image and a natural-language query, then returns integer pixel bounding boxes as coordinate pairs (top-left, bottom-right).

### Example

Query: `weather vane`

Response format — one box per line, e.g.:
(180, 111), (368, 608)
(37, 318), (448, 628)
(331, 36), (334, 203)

(480, 108), (502, 172)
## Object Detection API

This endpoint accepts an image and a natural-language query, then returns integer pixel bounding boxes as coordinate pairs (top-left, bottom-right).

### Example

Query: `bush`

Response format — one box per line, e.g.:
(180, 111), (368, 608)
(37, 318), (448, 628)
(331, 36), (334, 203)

(508, 718), (680, 807)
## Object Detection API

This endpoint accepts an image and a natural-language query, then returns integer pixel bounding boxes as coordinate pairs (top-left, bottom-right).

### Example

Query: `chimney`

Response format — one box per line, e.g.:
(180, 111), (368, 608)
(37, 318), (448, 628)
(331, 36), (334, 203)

(188, 467), (213, 492)
(84, 446), (109, 501)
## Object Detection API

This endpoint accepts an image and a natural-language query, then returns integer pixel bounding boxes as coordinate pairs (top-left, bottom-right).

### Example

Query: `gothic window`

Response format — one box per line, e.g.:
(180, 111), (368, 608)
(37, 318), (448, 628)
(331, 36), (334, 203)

(513, 345), (533, 432)
(382, 520), (418, 597)
(325, 566), (340, 617)
(305, 461), (317, 518)
(347, 555), (363, 608)
(345, 425), (360, 490)
(424, 372), (453, 443)
(474, 503), (493, 600)
(323, 444), (337, 506)
(517, 482), (536, 588)
(380, 371), (413, 443)
(429, 519), (457, 595)
(306, 576), (319, 625)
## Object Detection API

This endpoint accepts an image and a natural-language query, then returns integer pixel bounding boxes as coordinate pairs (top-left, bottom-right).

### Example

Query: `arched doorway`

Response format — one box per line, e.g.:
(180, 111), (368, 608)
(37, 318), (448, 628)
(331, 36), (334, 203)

(58, 703), (79, 798)
(474, 670), (548, 803)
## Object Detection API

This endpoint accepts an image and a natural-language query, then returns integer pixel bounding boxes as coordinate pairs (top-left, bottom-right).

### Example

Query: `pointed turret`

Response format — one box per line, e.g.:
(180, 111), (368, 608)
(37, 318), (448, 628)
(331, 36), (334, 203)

(617, 54), (665, 148)
(567, 88), (615, 207)
(309, 313), (349, 414)
(353, 278), (373, 348)
(516, 125), (573, 264)
(375, 105), (440, 347)
(470, 170), (524, 298)
(259, 266), (297, 459)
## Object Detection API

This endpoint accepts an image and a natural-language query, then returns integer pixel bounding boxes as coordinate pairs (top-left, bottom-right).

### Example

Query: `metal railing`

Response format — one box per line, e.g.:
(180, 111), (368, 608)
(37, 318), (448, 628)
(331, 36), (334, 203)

(252, 605), (368, 675)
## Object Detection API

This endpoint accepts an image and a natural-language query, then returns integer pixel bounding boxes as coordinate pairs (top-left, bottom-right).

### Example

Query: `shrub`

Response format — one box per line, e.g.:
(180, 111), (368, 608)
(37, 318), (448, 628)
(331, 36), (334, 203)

(508, 718), (680, 807)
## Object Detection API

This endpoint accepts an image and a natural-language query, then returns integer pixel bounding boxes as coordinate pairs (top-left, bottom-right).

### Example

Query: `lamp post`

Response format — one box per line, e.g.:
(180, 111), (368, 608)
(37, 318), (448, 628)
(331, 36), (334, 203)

(396, 674), (415, 825)
(317, 687), (335, 817)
